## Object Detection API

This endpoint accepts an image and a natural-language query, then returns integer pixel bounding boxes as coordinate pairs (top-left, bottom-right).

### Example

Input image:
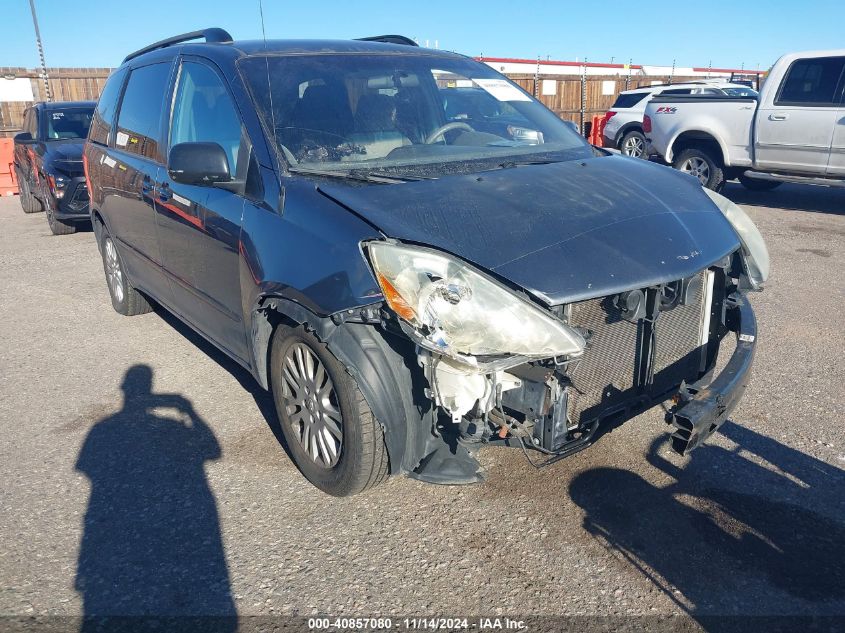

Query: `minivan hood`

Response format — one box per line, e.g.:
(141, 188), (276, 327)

(319, 155), (741, 304)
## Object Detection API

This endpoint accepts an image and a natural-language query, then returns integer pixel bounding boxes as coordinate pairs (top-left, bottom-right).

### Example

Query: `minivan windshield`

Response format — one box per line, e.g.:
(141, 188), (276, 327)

(239, 53), (593, 176)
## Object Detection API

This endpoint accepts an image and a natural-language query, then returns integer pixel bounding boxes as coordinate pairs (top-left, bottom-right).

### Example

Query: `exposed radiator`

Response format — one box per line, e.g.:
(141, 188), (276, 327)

(565, 271), (711, 427)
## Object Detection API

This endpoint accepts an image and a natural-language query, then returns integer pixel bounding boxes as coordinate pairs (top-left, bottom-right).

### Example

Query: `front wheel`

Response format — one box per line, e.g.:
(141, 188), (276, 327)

(738, 174), (782, 191)
(46, 204), (77, 235)
(270, 325), (389, 496)
(619, 130), (647, 159)
(673, 148), (725, 191)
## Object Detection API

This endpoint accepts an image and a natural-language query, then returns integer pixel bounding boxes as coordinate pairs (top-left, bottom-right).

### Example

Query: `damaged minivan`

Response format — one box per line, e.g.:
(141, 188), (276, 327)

(85, 30), (767, 495)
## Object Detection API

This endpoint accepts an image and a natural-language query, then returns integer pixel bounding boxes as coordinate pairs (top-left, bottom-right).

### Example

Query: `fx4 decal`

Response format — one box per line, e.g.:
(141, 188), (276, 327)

(656, 106), (678, 114)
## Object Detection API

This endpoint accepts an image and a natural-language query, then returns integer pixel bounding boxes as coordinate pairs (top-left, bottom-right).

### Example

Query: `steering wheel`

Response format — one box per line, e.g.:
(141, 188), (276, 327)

(425, 121), (474, 145)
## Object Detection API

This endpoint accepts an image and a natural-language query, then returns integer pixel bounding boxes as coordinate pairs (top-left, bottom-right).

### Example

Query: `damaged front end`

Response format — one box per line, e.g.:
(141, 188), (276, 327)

(360, 232), (762, 483)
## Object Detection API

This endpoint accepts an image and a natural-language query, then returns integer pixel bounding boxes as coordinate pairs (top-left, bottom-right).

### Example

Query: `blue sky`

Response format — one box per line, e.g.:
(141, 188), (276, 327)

(1, 0), (841, 70)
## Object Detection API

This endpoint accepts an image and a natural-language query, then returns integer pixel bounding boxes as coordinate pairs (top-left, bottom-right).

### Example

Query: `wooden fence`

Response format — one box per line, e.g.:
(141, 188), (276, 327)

(0, 67), (111, 137)
(1, 66), (715, 138)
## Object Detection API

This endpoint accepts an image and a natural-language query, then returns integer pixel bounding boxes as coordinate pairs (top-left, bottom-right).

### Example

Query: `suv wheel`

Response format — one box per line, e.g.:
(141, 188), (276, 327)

(673, 148), (725, 191)
(270, 325), (389, 496)
(620, 130), (647, 159)
(45, 204), (77, 235)
(738, 174), (782, 191)
(100, 229), (152, 316)
(19, 177), (43, 214)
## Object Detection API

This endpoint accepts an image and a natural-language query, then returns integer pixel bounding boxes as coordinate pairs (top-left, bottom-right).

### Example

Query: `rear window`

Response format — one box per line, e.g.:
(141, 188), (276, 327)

(776, 56), (845, 106)
(611, 92), (648, 109)
(89, 68), (127, 145)
(116, 62), (172, 159)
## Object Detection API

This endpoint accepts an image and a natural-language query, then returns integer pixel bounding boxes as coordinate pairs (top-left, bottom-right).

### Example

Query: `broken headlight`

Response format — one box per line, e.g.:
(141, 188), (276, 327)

(703, 187), (770, 289)
(366, 241), (586, 366)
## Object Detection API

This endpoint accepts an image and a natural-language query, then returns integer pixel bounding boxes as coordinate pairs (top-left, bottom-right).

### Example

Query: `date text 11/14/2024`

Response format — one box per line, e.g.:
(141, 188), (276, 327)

(308, 617), (528, 630)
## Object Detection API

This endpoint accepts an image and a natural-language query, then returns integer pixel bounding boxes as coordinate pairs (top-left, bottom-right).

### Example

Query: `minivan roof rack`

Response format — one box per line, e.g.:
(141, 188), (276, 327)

(123, 28), (234, 63)
(356, 35), (418, 47)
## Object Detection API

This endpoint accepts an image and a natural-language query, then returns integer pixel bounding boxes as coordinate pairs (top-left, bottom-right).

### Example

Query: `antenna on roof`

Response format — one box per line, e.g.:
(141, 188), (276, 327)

(258, 0), (277, 148)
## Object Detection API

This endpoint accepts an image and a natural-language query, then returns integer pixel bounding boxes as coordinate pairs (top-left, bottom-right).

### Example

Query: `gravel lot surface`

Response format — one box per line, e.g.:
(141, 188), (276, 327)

(0, 183), (843, 630)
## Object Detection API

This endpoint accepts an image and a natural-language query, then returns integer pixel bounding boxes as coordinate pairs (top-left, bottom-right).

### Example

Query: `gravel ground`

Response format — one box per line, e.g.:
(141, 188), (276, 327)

(0, 183), (843, 630)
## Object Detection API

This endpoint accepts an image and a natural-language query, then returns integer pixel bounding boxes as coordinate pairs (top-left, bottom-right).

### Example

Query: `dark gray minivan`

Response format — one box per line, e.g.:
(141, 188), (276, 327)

(84, 29), (767, 495)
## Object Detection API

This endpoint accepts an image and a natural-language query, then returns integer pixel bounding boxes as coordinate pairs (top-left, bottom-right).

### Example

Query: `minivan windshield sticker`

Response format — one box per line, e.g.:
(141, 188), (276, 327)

(115, 131), (129, 147)
(472, 78), (532, 102)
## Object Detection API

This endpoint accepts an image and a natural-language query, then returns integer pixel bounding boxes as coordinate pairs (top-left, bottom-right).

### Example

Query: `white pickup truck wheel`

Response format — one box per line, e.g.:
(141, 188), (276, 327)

(674, 148), (725, 191)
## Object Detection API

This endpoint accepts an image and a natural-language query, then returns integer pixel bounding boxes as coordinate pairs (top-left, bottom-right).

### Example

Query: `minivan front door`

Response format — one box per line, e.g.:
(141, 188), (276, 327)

(755, 56), (845, 173)
(155, 59), (249, 363)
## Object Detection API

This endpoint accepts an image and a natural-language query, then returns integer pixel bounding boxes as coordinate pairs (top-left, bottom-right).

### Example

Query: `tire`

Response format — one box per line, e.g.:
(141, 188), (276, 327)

(673, 148), (725, 191)
(738, 174), (782, 191)
(46, 204), (77, 235)
(100, 228), (152, 316)
(270, 324), (389, 496)
(18, 176), (43, 214)
(619, 130), (647, 159)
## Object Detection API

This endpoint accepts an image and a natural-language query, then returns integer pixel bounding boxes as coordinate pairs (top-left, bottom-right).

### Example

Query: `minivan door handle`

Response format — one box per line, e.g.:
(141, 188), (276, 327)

(769, 113), (789, 121)
(157, 181), (172, 203)
(141, 174), (153, 196)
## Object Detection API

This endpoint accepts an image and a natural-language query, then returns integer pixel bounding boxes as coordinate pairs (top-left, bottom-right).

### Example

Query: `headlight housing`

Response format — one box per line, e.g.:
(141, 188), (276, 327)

(702, 187), (770, 289)
(366, 241), (586, 369)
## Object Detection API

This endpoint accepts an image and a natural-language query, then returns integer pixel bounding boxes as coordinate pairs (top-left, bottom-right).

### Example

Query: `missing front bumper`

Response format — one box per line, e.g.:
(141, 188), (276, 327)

(666, 294), (757, 455)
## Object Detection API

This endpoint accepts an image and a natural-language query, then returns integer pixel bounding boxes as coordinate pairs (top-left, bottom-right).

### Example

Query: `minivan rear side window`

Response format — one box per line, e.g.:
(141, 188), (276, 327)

(776, 57), (845, 106)
(611, 93), (648, 109)
(89, 68), (127, 145)
(116, 63), (172, 159)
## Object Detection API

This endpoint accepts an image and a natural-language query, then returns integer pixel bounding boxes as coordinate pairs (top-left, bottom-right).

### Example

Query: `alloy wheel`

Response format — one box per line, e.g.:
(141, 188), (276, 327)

(679, 156), (710, 185)
(622, 136), (645, 158)
(280, 342), (343, 468)
(104, 238), (125, 304)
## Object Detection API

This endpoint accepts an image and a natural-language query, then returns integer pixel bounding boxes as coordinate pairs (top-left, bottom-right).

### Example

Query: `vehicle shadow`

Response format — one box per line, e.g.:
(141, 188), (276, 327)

(74, 365), (237, 632)
(569, 421), (845, 630)
(721, 182), (845, 216)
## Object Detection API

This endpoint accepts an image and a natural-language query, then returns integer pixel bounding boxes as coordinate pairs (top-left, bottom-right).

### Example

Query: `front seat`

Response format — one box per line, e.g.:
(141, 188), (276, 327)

(347, 94), (411, 160)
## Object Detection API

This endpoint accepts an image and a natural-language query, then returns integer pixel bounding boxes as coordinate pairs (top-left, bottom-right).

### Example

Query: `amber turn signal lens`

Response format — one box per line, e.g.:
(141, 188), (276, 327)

(376, 272), (417, 323)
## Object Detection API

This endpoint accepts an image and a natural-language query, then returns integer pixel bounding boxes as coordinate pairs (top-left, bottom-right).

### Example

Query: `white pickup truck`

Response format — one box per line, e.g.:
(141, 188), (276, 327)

(644, 50), (845, 190)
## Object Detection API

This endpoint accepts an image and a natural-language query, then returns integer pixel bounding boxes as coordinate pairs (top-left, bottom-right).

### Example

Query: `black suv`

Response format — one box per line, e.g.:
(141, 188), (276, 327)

(85, 29), (767, 496)
(14, 101), (95, 234)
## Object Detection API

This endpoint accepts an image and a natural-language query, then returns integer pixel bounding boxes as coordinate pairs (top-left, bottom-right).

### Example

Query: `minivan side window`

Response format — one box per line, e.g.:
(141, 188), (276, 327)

(89, 68), (127, 145)
(116, 63), (172, 160)
(776, 57), (845, 106)
(170, 61), (244, 175)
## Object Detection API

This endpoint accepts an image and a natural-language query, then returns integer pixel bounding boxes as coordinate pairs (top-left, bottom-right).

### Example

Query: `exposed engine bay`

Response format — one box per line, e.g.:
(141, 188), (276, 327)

(413, 258), (735, 474)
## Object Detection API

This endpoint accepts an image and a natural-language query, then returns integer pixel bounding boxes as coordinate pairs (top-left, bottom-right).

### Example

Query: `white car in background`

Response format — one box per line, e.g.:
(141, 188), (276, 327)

(602, 81), (758, 157)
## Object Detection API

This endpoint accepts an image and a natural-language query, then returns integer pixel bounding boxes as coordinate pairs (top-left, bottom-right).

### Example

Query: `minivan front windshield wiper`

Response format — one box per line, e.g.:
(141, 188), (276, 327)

(287, 166), (432, 184)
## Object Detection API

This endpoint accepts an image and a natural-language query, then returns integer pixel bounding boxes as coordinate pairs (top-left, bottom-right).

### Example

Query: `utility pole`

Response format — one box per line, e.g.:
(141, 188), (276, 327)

(28, 0), (52, 102)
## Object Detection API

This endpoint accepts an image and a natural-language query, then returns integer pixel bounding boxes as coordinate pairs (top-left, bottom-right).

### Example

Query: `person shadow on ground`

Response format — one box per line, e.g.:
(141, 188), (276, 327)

(74, 365), (236, 632)
(569, 422), (845, 633)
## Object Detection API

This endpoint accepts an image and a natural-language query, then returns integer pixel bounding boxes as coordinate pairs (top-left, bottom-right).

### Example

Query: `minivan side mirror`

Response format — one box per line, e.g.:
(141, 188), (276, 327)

(14, 131), (34, 144)
(168, 142), (232, 186)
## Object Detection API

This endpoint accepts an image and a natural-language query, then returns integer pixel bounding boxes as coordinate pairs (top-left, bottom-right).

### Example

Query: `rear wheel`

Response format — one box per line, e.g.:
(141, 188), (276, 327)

(738, 174), (782, 191)
(673, 148), (725, 191)
(100, 228), (152, 316)
(18, 177), (42, 214)
(270, 324), (389, 496)
(619, 130), (647, 159)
